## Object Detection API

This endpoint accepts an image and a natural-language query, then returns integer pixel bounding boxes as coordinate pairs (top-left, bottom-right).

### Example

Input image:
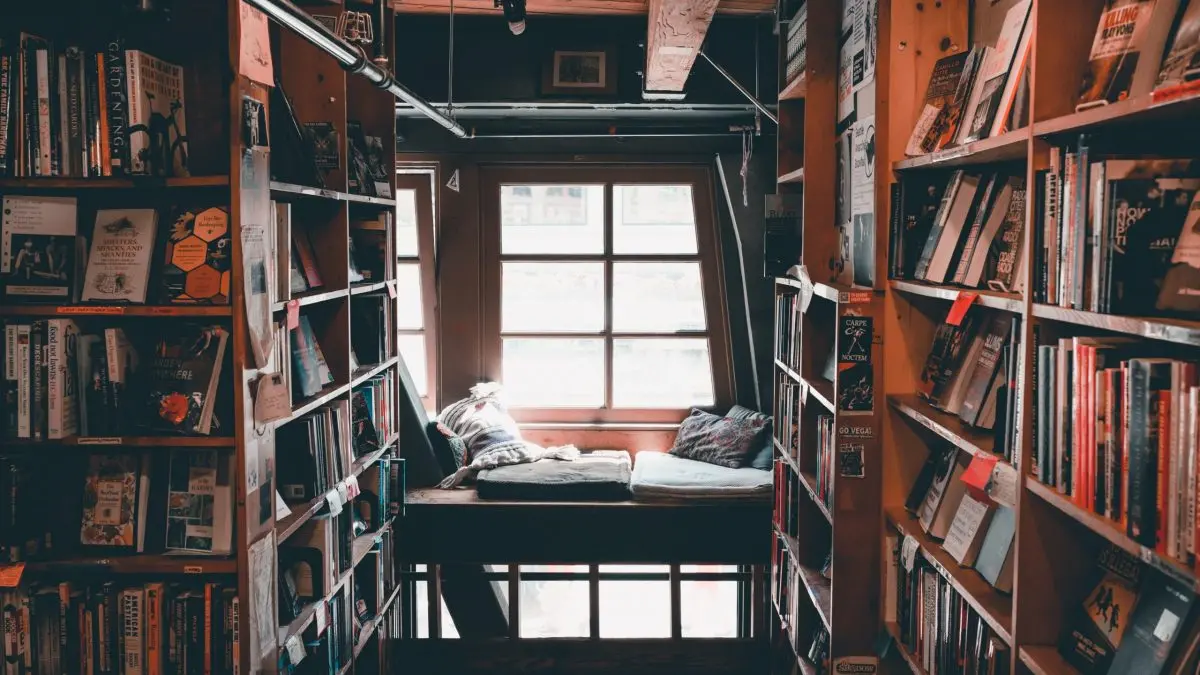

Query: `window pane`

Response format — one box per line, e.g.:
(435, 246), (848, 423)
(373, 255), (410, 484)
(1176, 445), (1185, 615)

(395, 189), (419, 256)
(599, 581), (669, 637)
(520, 579), (590, 637)
(613, 185), (698, 254)
(681, 581), (738, 637)
(396, 263), (423, 329)
(502, 262), (604, 333)
(398, 334), (427, 396)
(414, 583), (459, 638)
(501, 184), (604, 254)
(612, 262), (706, 332)
(598, 564), (669, 575)
(503, 338), (603, 406)
(613, 338), (713, 407)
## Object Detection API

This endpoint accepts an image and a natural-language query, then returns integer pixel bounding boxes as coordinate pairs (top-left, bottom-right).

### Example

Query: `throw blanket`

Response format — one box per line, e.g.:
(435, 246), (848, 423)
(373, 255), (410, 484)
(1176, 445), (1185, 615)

(436, 382), (578, 488)
(631, 451), (773, 503)
(477, 450), (633, 501)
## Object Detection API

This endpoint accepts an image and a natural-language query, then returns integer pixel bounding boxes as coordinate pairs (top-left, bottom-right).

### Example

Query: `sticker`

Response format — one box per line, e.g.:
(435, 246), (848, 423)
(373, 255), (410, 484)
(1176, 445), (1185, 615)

(946, 292), (978, 327)
(837, 313), (874, 414)
(286, 299), (300, 331)
(1154, 609), (1181, 642)
(833, 656), (879, 674)
(838, 443), (865, 478)
(839, 423), (875, 439)
(900, 536), (919, 571)
(326, 490), (344, 516)
(446, 169), (461, 192)
(0, 563), (25, 588)
(183, 565), (203, 574)
(241, 95), (268, 149)
(253, 373), (291, 426)
(285, 634), (306, 666)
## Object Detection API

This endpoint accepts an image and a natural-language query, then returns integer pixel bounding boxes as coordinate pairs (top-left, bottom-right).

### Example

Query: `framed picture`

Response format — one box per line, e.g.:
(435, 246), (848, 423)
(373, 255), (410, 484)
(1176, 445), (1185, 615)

(542, 48), (617, 96)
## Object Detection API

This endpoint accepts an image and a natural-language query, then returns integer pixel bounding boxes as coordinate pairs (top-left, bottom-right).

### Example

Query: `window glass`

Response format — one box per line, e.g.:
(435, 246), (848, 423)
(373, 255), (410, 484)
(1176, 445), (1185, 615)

(613, 185), (697, 254)
(502, 262), (605, 333)
(396, 263), (423, 330)
(681, 581), (738, 637)
(395, 189), (419, 256)
(501, 184), (604, 254)
(502, 338), (605, 406)
(612, 262), (706, 332)
(598, 581), (670, 637)
(612, 338), (713, 407)
(398, 334), (428, 396)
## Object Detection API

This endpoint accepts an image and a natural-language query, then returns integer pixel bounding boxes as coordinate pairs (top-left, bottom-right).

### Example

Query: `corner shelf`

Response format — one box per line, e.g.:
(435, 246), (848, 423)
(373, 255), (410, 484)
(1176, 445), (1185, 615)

(1031, 304), (1200, 347)
(892, 128), (1029, 171)
(886, 507), (1013, 646)
(798, 471), (832, 524)
(889, 280), (1024, 314)
(779, 74), (807, 101)
(778, 529), (832, 632)
(351, 357), (399, 387)
(885, 622), (927, 675)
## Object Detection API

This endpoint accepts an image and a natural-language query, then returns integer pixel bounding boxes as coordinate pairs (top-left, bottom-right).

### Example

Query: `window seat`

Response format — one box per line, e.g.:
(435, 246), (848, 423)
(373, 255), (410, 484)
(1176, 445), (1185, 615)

(399, 486), (772, 565)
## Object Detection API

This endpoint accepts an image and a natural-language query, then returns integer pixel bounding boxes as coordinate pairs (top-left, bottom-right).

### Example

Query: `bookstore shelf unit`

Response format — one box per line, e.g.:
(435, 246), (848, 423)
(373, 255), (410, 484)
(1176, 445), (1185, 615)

(878, 1), (1200, 675)
(0, 1), (407, 674)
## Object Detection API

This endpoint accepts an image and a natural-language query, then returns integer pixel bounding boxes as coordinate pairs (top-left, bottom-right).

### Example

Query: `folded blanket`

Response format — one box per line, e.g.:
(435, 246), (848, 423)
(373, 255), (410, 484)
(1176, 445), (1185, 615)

(631, 451), (773, 503)
(476, 450), (633, 501)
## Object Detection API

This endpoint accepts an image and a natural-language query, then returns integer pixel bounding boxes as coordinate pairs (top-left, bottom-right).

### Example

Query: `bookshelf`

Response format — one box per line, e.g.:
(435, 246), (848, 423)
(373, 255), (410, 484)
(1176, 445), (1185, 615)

(0, 1), (408, 674)
(873, 1), (1200, 674)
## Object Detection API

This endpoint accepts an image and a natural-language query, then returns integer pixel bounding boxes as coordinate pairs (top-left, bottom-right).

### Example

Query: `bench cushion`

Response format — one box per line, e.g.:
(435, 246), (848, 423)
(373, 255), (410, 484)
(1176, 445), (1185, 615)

(631, 451), (772, 503)
(476, 450), (633, 501)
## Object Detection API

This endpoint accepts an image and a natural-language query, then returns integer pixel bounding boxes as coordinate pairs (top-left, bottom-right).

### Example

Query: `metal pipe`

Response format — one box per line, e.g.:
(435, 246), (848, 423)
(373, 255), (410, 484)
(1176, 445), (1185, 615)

(243, 0), (469, 138)
(698, 49), (778, 126)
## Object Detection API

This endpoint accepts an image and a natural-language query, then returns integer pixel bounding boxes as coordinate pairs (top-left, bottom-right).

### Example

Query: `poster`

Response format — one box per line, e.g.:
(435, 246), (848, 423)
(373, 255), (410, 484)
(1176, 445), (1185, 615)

(850, 115), (877, 288)
(837, 313), (874, 414)
(239, 146), (274, 370)
(837, 39), (855, 124)
(239, 1), (274, 87)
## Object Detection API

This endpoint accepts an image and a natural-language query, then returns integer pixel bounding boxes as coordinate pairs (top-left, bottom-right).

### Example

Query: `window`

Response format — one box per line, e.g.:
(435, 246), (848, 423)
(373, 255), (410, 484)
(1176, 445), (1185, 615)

(395, 172), (438, 411)
(481, 166), (732, 423)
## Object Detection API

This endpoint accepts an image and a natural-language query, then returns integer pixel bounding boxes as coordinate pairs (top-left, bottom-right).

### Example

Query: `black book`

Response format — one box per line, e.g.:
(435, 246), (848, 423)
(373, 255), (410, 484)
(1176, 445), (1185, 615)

(1109, 569), (1196, 675)
(1060, 544), (1142, 674)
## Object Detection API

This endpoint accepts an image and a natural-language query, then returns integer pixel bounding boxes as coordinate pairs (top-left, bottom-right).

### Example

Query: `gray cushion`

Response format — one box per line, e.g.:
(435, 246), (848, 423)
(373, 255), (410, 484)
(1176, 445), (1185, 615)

(669, 409), (768, 469)
(726, 405), (773, 470)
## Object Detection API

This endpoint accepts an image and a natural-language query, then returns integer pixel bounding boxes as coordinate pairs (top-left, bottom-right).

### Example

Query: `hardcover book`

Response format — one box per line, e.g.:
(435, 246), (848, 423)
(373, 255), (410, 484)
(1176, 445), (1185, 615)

(79, 454), (141, 547)
(165, 449), (232, 555)
(124, 50), (188, 176)
(1060, 544), (1142, 672)
(1, 195), (78, 302)
(143, 324), (229, 435)
(81, 208), (157, 304)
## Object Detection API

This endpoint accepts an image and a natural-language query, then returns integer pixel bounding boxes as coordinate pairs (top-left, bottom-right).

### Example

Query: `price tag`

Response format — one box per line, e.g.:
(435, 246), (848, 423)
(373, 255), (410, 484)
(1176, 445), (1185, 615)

(0, 563), (25, 588)
(183, 565), (203, 574)
(386, 281), (397, 299)
(325, 489), (343, 516)
(77, 437), (122, 446)
(315, 603), (328, 634)
(336, 482), (350, 506)
(800, 382), (810, 405)
(945, 292), (978, 327)
(286, 300), (300, 330)
(345, 475), (360, 499)
(253, 373), (291, 426)
(285, 635), (305, 666)
(900, 535), (919, 572)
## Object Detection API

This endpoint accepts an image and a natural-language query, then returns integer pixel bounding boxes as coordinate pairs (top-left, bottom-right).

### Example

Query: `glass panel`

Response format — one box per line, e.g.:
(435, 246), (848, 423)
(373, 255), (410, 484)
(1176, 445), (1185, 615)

(519, 580), (590, 637)
(502, 262), (604, 333)
(599, 581), (670, 637)
(395, 189), (419, 257)
(501, 184), (604, 254)
(398, 334), (427, 396)
(612, 262), (706, 332)
(613, 338), (714, 407)
(681, 564), (739, 574)
(613, 185), (698, 254)
(502, 338), (604, 407)
(598, 564), (670, 575)
(681, 581), (738, 637)
(414, 583), (460, 638)
(396, 263), (423, 330)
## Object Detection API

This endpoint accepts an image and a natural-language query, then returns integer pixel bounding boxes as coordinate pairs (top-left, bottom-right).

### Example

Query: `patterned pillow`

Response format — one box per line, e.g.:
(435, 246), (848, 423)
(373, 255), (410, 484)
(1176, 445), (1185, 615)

(726, 405), (773, 470)
(437, 383), (526, 462)
(426, 421), (468, 474)
(669, 408), (769, 469)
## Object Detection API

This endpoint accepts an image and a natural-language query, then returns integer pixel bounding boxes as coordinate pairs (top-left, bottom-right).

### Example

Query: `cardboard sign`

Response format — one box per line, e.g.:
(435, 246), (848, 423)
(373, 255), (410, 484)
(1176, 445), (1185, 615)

(946, 292), (978, 326)
(961, 453), (999, 502)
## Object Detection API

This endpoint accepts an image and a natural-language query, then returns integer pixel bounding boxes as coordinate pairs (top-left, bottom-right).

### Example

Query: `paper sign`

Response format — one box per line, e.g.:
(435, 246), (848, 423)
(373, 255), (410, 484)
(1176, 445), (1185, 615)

(285, 635), (305, 666)
(315, 603), (328, 634)
(336, 482), (350, 506)
(900, 536), (919, 572)
(796, 265), (815, 314)
(326, 490), (344, 516)
(946, 292), (978, 326)
(239, 1), (275, 87)
(345, 475), (361, 499)
(961, 454), (999, 502)
(286, 300), (300, 330)
(275, 491), (292, 521)
(253, 373), (291, 426)
(387, 281), (398, 299)
(0, 563), (25, 588)
(987, 462), (1019, 508)
(834, 656), (879, 674)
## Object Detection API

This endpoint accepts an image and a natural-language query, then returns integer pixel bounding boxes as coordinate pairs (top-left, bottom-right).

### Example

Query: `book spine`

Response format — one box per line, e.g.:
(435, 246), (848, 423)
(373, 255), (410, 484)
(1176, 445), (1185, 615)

(0, 50), (12, 177)
(46, 320), (61, 439)
(56, 584), (67, 675)
(34, 49), (50, 176)
(30, 322), (43, 441)
(55, 53), (67, 177)
(203, 584), (212, 675)
(144, 584), (161, 675)
(121, 588), (143, 675)
(102, 42), (126, 176)
(1128, 361), (1151, 544)
(95, 53), (110, 176)
(65, 50), (83, 178)
(1156, 389), (1170, 555)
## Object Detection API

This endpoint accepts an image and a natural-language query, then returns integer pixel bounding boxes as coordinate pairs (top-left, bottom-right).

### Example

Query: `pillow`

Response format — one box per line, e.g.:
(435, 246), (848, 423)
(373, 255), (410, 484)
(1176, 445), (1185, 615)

(425, 421), (468, 475)
(726, 405), (773, 470)
(669, 408), (768, 469)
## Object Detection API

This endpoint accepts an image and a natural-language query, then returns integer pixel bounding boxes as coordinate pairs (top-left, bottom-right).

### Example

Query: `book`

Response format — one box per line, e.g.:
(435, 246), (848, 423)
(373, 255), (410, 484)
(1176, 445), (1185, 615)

(124, 50), (188, 176)
(941, 493), (994, 566)
(975, 504), (1016, 592)
(1156, 190), (1200, 313)
(80, 208), (157, 304)
(165, 450), (232, 555)
(1, 195), (77, 302)
(958, 0), (1032, 144)
(904, 52), (972, 156)
(1154, 0), (1200, 97)
(1076, 0), (1182, 111)
(79, 454), (142, 548)
(918, 449), (968, 539)
(1060, 544), (1143, 672)
(143, 324), (229, 435)
(158, 205), (232, 305)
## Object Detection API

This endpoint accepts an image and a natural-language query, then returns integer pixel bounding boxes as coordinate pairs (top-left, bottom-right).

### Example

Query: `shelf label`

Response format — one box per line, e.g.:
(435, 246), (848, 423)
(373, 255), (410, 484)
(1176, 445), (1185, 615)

(900, 536), (919, 572)
(833, 656), (879, 674)
(286, 300), (300, 330)
(285, 635), (306, 666)
(345, 475), (361, 499)
(183, 565), (203, 574)
(0, 563), (25, 588)
(56, 305), (125, 315)
(326, 489), (344, 516)
(946, 292), (978, 326)
(77, 437), (122, 445)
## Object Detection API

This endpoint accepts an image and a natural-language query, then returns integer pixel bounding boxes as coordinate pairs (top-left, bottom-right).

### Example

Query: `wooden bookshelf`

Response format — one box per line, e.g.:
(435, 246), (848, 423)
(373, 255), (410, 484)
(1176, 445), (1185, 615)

(779, 75), (808, 101)
(798, 471), (832, 524)
(889, 280), (1024, 314)
(888, 394), (997, 459)
(1031, 93), (1200, 138)
(0, 2), (407, 674)
(892, 128), (1029, 172)
(1031, 303), (1200, 346)
(1018, 645), (1080, 675)
(777, 167), (806, 185)
(885, 622), (926, 675)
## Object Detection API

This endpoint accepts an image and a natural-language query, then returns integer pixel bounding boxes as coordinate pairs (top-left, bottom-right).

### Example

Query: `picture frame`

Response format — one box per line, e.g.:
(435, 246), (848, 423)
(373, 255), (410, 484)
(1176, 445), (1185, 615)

(542, 47), (617, 96)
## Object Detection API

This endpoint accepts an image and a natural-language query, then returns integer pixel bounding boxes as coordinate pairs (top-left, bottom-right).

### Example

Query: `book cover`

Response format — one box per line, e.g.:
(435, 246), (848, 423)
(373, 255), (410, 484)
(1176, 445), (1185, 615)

(1109, 570), (1196, 675)
(764, 194), (803, 278)
(143, 325), (229, 435)
(45, 318), (79, 439)
(158, 205), (231, 305)
(124, 50), (187, 177)
(1154, 0), (1200, 95)
(983, 178), (1028, 292)
(79, 454), (139, 547)
(81, 208), (157, 304)
(905, 52), (971, 157)
(959, 0), (1032, 144)
(1156, 190), (1200, 313)
(1060, 544), (1143, 672)
(975, 504), (1016, 591)
(165, 450), (232, 555)
(1, 195), (77, 301)
(1077, 0), (1180, 110)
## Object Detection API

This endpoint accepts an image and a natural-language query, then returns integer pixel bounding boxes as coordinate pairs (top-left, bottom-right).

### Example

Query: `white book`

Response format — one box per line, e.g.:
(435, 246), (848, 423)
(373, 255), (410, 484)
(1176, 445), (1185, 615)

(81, 209), (157, 304)
(45, 319), (79, 439)
(35, 49), (50, 176)
(924, 174), (981, 283)
(125, 51), (188, 176)
(75, 334), (101, 436)
(121, 588), (145, 675)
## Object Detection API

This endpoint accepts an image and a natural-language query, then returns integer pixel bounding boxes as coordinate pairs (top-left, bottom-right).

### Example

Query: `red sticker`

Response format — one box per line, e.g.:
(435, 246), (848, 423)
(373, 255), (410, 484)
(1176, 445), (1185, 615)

(961, 453), (998, 502)
(286, 300), (300, 330)
(946, 292), (978, 326)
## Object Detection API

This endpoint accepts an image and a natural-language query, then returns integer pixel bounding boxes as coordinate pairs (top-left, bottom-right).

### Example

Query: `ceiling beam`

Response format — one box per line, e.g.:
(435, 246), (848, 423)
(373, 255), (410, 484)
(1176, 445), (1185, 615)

(643, 0), (720, 92)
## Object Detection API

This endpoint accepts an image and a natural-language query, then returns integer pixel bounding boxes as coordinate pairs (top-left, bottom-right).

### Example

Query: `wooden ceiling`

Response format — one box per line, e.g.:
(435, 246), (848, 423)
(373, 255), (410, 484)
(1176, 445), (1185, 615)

(390, 0), (774, 16)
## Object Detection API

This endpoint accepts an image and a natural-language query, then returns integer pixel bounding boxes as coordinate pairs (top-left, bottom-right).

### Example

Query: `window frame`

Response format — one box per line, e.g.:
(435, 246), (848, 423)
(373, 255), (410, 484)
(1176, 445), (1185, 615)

(396, 171), (439, 412)
(479, 164), (733, 424)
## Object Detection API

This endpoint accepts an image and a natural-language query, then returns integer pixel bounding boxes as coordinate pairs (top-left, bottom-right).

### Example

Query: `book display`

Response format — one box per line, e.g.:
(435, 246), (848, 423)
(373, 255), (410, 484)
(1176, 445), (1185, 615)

(0, 1), (408, 673)
(874, 0), (1200, 674)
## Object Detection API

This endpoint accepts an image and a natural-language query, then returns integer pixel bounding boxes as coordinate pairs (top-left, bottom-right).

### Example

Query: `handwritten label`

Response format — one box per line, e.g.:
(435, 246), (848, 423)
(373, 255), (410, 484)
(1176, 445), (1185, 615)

(183, 565), (203, 574)
(56, 305), (125, 315)
(345, 475), (360, 499)
(253, 373), (291, 426)
(0, 563), (25, 587)
(285, 635), (306, 666)
(286, 300), (300, 330)
(326, 490), (343, 516)
(900, 536), (919, 572)
(946, 292), (978, 327)
(77, 437), (122, 446)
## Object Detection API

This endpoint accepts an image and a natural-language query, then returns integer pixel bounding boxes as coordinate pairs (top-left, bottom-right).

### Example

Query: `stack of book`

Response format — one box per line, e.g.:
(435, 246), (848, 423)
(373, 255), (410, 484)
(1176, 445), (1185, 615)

(774, 379), (801, 462)
(775, 290), (801, 370)
(813, 414), (835, 512)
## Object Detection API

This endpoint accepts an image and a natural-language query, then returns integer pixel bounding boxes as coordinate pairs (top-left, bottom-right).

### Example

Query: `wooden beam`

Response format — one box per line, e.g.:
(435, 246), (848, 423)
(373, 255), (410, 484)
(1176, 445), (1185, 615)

(644, 0), (720, 92)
